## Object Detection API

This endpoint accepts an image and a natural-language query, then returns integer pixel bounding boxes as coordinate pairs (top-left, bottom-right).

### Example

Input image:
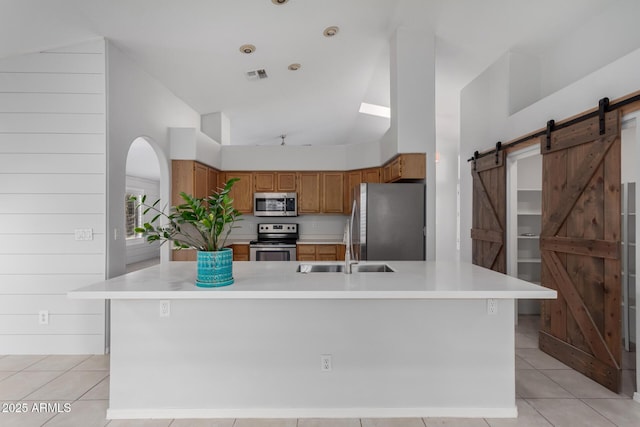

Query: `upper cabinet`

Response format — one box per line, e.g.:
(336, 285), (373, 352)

(361, 167), (381, 183)
(344, 170), (362, 213)
(297, 172), (322, 213)
(382, 153), (426, 183)
(254, 172), (276, 192)
(321, 172), (345, 214)
(172, 160), (217, 205)
(171, 153), (425, 218)
(254, 172), (297, 192)
(221, 171), (253, 213)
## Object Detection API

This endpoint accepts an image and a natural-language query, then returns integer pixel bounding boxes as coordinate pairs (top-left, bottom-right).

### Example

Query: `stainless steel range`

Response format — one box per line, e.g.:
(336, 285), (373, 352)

(249, 223), (298, 261)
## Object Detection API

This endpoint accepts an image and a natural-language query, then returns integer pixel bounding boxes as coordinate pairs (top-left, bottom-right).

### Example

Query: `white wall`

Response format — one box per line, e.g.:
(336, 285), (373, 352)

(106, 41), (205, 276)
(0, 39), (107, 354)
(539, 0), (640, 100)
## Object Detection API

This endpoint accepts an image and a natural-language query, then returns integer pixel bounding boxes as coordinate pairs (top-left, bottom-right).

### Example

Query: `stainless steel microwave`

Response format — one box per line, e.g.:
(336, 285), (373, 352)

(253, 193), (297, 217)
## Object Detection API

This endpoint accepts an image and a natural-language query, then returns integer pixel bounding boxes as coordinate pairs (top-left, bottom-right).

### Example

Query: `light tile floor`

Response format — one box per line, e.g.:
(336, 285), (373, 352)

(0, 315), (639, 426)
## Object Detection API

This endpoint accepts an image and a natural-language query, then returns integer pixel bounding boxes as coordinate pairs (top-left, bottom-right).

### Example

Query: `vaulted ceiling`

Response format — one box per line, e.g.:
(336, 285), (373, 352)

(1, 0), (614, 147)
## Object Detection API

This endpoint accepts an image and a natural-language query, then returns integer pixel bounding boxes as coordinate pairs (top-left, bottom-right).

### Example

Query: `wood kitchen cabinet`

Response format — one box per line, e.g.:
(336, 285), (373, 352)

(296, 244), (345, 261)
(382, 153), (426, 183)
(299, 172), (345, 214)
(172, 160), (212, 205)
(172, 249), (196, 261)
(254, 172), (276, 192)
(344, 170), (361, 213)
(296, 244), (317, 261)
(208, 168), (219, 194)
(220, 171), (253, 213)
(254, 172), (297, 192)
(232, 244), (250, 261)
(321, 172), (345, 214)
(361, 167), (381, 183)
(297, 172), (322, 213)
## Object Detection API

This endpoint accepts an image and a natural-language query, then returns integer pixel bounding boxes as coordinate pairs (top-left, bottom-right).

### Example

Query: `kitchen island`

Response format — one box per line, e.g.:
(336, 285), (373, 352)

(68, 261), (556, 420)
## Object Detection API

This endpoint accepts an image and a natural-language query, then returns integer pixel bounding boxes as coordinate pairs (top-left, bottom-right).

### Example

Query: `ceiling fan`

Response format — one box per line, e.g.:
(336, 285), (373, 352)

(255, 134), (311, 146)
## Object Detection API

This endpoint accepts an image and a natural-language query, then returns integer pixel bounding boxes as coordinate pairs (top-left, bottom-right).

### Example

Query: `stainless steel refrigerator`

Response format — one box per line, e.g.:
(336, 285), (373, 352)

(350, 183), (425, 261)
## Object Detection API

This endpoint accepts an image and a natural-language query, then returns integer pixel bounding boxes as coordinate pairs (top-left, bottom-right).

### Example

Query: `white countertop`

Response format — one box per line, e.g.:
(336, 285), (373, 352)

(68, 261), (556, 300)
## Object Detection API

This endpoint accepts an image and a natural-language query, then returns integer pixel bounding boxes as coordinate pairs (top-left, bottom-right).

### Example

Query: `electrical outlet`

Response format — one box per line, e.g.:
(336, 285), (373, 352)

(74, 228), (93, 241)
(487, 299), (498, 315)
(38, 310), (49, 325)
(159, 300), (170, 317)
(320, 354), (332, 372)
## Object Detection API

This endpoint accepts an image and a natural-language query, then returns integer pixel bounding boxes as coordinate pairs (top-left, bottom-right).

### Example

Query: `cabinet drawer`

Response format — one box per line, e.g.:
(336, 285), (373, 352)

(316, 245), (337, 255)
(297, 245), (316, 255)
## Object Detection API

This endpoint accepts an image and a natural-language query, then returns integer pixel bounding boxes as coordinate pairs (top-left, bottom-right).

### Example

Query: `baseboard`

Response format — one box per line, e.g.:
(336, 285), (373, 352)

(107, 406), (518, 419)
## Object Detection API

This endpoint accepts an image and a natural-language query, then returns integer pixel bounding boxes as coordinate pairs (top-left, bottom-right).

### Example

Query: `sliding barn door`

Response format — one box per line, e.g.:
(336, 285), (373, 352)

(471, 151), (506, 273)
(539, 111), (622, 392)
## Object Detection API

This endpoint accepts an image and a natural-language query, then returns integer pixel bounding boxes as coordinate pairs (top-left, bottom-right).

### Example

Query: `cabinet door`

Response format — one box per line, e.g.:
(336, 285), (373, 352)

(232, 244), (250, 261)
(316, 244), (338, 261)
(388, 157), (402, 182)
(194, 163), (209, 198)
(208, 167), (219, 196)
(254, 172), (276, 192)
(172, 249), (197, 261)
(276, 172), (297, 192)
(344, 170), (361, 214)
(322, 172), (344, 213)
(397, 153), (426, 180)
(172, 160), (196, 205)
(298, 172), (321, 213)
(297, 244), (316, 261)
(382, 163), (392, 183)
(223, 172), (253, 213)
(361, 167), (381, 183)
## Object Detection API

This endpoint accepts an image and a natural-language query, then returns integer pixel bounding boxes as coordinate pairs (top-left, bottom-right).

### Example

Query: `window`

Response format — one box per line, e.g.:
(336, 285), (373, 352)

(126, 193), (143, 239)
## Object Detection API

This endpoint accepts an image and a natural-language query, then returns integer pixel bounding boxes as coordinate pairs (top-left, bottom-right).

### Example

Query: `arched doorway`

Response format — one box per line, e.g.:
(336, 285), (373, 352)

(124, 137), (162, 272)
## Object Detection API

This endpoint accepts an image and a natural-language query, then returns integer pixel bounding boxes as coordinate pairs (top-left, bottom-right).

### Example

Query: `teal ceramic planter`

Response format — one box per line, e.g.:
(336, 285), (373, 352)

(196, 248), (234, 287)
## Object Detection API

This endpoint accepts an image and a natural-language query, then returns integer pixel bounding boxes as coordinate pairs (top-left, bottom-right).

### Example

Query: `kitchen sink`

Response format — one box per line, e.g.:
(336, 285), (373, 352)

(297, 264), (345, 273)
(355, 264), (395, 272)
(296, 264), (394, 273)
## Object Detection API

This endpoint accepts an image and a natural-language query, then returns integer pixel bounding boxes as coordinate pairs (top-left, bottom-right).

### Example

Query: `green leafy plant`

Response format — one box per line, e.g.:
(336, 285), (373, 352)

(133, 178), (242, 251)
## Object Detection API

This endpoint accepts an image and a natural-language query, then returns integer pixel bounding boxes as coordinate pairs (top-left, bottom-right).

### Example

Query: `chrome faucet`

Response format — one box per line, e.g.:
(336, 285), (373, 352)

(344, 200), (359, 274)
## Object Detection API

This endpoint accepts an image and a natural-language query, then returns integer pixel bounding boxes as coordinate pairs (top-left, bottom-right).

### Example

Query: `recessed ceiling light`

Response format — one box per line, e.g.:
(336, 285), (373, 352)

(323, 26), (339, 37)
(239, 44), (256, 54)
(359, 102), (390, 119)
(271, 0), (289, 4)
(288, 63), (301, 71)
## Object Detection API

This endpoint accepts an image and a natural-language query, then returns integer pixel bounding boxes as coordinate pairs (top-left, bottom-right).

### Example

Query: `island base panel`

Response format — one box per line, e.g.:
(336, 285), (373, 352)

(108, 299), (516, 418)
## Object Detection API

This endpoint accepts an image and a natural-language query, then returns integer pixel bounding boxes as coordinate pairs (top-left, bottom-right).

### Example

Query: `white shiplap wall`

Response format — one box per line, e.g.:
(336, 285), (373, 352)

(0, 39), (106, 354)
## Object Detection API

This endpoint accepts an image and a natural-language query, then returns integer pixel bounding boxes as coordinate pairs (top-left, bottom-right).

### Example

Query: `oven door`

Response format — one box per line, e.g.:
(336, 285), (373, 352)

(249, 245), (296, 261)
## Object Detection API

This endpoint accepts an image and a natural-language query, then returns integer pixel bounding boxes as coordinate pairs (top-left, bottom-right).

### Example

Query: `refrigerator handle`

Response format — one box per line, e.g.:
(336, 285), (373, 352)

(350, 199), (358, 261)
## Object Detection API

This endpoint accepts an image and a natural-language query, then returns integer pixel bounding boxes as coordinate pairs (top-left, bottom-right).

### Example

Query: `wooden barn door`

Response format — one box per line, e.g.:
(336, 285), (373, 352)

(471, 151), (506, 273)
(539, 110), (622, 392)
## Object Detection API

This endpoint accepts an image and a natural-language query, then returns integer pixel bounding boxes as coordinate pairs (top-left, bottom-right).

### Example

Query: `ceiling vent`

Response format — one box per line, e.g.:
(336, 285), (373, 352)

(246, 69), (268, 81)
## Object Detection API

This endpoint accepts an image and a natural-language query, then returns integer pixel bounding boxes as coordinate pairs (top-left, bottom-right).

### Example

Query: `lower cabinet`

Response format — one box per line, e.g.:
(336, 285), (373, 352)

(172, 249), (196, 261)
(296, 244), (345, 261)
(232, 244), (249, 261)
(172, 244), (250, 261)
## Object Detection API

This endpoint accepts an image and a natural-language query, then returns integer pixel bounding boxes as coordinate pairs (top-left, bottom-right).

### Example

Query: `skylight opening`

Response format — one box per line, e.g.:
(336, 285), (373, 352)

(359, 102), (390, 119)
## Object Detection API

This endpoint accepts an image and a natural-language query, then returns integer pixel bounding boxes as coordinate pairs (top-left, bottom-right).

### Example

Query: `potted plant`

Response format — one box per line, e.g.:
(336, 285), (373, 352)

(133, 178), (242, 287)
